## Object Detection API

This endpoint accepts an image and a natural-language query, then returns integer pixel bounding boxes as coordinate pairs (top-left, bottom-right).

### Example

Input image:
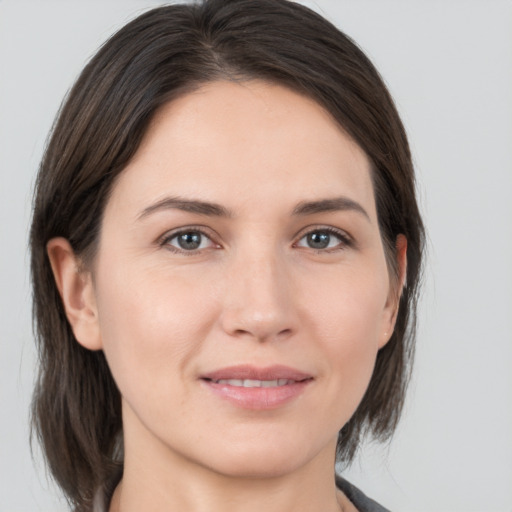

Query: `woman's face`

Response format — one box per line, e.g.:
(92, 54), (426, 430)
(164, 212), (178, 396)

(82, 81), (401, 477)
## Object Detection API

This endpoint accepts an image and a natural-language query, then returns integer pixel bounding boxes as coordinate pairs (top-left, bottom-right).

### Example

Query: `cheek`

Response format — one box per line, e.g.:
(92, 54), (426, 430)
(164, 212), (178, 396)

(304, 261), (389, 343)
(301, 264), (389, 400)
(93, 259), (219, 402)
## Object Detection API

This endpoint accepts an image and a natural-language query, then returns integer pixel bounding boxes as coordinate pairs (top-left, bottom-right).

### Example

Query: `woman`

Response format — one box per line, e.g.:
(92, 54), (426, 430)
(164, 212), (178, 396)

(30, 1), (424, 511)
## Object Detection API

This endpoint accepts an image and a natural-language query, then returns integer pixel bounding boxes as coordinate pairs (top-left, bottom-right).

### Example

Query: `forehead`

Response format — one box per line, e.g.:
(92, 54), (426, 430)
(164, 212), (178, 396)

(107, 80), (376, 219)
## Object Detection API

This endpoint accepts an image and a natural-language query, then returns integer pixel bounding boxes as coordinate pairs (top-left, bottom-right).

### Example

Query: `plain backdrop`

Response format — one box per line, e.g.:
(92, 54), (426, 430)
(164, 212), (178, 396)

(1, 1), (511, 511)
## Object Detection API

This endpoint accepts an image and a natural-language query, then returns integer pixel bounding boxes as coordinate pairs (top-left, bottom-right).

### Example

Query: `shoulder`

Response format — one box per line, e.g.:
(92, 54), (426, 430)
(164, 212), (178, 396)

(336, 475), (391, 512)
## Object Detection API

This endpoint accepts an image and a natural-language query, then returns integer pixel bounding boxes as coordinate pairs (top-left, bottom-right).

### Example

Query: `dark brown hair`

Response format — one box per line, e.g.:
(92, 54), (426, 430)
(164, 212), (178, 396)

(30, 0), (424, 509)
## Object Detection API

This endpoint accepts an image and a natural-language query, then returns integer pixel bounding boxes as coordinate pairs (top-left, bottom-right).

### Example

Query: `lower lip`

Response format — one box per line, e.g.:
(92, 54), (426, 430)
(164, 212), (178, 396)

(201, 379), (311, 410)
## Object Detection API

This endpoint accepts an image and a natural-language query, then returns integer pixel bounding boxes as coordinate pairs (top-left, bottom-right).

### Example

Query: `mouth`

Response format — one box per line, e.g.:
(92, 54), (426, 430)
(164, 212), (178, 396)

(200, 365), (313, 410)
(205, 378), (299, 387)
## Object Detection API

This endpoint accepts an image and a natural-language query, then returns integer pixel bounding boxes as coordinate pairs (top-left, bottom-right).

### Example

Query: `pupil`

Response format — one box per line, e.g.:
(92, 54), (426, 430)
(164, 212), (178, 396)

(178, 232), (201, 250)
(307, 232), (330, 249)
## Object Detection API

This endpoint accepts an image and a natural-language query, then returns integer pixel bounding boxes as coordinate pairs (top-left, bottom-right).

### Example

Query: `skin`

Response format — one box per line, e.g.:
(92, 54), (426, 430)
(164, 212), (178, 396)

(48, 80), (406, 512)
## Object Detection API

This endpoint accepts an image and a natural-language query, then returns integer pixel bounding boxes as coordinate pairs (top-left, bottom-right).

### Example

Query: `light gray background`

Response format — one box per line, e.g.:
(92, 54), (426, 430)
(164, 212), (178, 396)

(1, 1), (511, 511)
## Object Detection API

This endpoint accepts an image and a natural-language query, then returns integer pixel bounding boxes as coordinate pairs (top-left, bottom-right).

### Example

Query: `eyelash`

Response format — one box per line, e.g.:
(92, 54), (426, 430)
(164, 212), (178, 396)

(158, 225), (219, 255)
(294, 226), (353, 253)
(158, 226), (353, 255)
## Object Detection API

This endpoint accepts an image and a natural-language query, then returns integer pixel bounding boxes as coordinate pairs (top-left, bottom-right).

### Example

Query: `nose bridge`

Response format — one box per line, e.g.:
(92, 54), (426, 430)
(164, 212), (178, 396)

(221, 241), (295, 341)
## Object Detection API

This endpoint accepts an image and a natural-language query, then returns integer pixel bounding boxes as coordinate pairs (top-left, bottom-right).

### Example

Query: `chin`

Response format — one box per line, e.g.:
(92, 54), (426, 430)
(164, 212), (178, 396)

(192, 433), (327, 480)
(207, 453), (303, 480)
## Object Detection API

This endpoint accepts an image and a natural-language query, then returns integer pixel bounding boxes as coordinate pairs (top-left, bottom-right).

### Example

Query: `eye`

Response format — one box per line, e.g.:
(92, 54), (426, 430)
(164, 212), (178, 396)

(295, 228), (351, 251)
(161, 229), (217, 253)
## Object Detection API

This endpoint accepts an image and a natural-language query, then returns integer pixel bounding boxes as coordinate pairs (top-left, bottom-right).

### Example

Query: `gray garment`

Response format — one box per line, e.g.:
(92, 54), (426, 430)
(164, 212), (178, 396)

(93, 472), (390, 512)
(336, 475), (391, 512)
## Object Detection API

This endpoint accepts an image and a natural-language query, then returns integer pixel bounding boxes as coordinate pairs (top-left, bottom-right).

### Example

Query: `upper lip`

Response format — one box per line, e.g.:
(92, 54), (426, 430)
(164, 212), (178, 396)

(201, 365), (313, 382)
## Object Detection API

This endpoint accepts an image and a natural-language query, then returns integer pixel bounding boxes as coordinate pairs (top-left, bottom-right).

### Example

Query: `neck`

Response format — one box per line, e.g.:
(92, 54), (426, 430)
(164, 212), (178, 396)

(112, 467), (345, 512)
(111, 406), (344, 512)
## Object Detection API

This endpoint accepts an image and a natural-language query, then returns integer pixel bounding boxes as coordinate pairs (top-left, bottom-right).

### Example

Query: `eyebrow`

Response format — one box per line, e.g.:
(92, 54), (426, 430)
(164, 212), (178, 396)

(138, 196), (233, 220)
(292, 196), (370, 221)
(137, 195), (370, 222)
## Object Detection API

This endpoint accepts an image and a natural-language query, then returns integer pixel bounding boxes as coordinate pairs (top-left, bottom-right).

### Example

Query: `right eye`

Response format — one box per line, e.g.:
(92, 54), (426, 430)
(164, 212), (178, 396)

(161, 229), (217, 253)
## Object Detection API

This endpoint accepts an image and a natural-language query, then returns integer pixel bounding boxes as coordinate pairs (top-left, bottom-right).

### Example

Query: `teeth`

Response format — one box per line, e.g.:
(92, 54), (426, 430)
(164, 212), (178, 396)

(215, 378), (292, 387)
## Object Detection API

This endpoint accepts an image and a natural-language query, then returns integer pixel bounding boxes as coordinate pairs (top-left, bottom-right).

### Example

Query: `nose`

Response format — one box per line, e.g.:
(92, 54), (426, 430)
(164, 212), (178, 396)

(219, 249), (297, 343)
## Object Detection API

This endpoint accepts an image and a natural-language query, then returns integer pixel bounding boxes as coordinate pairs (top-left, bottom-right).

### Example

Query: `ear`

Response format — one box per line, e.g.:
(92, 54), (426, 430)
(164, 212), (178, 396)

(379, 234), (408, 348)
(47, 237), (102, 351)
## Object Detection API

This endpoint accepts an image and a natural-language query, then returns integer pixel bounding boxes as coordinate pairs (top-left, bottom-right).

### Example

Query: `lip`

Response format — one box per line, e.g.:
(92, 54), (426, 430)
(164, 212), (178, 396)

(201, 364), (312, 382)
(200, 365), (313, 410)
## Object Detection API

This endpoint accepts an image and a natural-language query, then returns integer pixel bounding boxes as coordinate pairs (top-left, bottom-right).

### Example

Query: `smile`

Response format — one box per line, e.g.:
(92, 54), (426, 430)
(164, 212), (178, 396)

(211, 378), (295, 387)
(201, 365), (313, 409)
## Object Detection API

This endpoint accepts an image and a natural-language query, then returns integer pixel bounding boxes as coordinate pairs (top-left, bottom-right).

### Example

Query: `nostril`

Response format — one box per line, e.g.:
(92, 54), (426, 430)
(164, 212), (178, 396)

(230, 327), (294, 342)
(220, 295), (297, 341)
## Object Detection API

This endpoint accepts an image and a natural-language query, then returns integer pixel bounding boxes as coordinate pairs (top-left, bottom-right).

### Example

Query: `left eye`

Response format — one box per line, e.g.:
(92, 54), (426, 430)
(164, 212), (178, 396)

(296, 229), (349, 250)
(164, 230), (215, 251)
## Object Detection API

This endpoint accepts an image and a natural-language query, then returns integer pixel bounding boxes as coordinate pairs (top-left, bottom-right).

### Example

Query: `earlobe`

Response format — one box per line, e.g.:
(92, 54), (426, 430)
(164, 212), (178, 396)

(380, 234), (408, 348)
(46, 237), (103, 351)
